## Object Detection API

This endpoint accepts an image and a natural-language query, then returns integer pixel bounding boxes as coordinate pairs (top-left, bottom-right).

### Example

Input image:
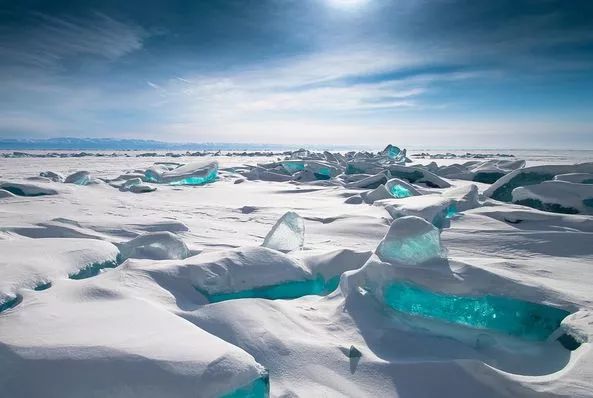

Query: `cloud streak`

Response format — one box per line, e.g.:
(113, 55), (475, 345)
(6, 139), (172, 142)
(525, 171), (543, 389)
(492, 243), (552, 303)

(0, 12), (148, 70)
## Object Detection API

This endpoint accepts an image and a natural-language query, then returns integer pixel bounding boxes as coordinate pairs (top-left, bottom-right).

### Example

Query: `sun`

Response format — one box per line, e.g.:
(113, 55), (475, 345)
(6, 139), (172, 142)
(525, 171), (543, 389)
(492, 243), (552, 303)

(326, 0), (370, 9)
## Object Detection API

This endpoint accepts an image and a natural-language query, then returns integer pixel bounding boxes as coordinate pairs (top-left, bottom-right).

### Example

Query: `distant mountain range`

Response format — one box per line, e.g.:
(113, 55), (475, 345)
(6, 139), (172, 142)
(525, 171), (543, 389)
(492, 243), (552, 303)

(0, 138), (293, 151)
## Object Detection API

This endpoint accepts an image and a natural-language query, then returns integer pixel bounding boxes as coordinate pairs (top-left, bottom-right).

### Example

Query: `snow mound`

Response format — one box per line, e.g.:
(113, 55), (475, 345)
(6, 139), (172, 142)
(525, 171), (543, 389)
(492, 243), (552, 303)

(0, 237), (120, 300)
(375, 216), (445, 265)
(0, 277), (267, 398)
(262, 211), (305, 252)
(512, 180), (593, 215)
(118, 231), (190, 261)
(189, 246), (311, 298)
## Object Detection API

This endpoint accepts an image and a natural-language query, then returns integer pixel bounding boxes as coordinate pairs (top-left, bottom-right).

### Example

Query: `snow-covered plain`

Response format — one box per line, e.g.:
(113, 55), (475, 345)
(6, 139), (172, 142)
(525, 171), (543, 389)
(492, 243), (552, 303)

(1, 148), (592, 397)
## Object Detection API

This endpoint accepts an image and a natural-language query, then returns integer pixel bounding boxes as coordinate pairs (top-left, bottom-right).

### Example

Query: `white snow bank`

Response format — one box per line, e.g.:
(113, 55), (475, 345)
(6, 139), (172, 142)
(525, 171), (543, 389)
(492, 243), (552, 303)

(0, 276), (266, 398)
(189, 246), (310, 295)
(0, 237), (120, 299)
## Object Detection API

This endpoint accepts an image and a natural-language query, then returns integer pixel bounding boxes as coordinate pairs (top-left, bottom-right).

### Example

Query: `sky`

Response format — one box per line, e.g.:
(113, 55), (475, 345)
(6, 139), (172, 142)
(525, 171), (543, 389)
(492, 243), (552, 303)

(1, 0), (593, 148)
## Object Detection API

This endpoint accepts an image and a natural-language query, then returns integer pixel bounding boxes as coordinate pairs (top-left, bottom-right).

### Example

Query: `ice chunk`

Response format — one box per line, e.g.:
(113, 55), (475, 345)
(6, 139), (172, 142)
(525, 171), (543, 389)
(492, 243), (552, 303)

(385, 178), (420, 198)
(485, 163), (593, 202)
(129, 184), (156, 193)
(280, 160), (305, 174)
(376, 195), (454, 229)
(388, 165), (451, 188)
(221, 372), (270, 398)
(118, 231), (190, 261)
(381, 144), (402, 159)
(345, 172), (389, 189)
(442, 184), (480, 212)
(383, 281), (570, 341)
(39, 171), (64, 182)
(65, 171), (91, 185)
(554, 173), (593, 184)
(0, 181), (58, 196)
(304, 160), (340, 180)
(146, 160), (218, 185)
(376, 216), (445, 265)
(512, 180), (593, 215)
(262, 211), (305, 252)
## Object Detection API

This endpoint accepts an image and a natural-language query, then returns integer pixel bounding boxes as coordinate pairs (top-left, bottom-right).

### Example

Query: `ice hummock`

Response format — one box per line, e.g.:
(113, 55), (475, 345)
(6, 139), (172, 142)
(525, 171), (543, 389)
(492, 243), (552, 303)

(145, 160), (218, 185)
(376, 216), (445, 265)
(262, 211), (305, 252)
(512, 180), (593, 215)
(485, 163), (593, 202)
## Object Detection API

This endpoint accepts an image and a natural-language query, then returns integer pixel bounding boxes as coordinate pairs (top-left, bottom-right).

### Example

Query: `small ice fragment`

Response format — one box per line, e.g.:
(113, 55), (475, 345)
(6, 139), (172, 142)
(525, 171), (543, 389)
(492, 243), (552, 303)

(262, 211), (305, 252)
(376, 216), (445, 265)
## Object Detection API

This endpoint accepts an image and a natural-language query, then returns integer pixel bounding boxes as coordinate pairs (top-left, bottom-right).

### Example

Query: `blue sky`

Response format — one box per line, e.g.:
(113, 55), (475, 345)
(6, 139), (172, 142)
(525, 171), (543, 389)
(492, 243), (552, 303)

(1, 0), (593, 148)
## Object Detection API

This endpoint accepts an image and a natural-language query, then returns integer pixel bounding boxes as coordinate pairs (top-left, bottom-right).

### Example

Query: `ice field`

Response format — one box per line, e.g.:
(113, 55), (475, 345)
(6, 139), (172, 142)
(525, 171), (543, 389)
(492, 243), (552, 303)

(1, 147), (593, 397)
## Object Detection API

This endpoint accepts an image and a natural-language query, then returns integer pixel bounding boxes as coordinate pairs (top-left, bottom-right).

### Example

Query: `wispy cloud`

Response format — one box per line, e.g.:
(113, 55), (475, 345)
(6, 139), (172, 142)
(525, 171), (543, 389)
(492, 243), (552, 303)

(0, 12), (148, 70)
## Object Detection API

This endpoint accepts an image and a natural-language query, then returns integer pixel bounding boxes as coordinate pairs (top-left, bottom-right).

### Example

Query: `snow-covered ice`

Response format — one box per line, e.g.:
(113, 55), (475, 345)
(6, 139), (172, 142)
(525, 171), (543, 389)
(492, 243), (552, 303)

(1, 147), (593, 397)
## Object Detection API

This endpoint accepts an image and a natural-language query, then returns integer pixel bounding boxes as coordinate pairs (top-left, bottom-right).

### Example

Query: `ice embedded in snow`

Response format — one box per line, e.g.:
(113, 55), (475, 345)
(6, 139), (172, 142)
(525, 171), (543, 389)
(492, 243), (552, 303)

(118, 231), (190, 261)
(39, 171), (65, 182)
(188, 246), (335, 302)
(512, 180), (593, 215)
(485, 163), (593, 202)
(280, 160), (305, 174)
(375, 216), (445, 265)
(441, 184), (480, 212)
(0, 237), (120, 300)
(145, 160), (218, 185)
(387, 165), (451, 188)
(0, 188), (16, 198)
(0, 275), (268, 398)
(385, 178), (420, 198)
(262, 211), (305, 252)
(376, 194), (457, 228)
(64, 170), (92, 185)
(0, 181), (58, 196)
(554, 173), (593, 184)
(382, 281), (570, 342)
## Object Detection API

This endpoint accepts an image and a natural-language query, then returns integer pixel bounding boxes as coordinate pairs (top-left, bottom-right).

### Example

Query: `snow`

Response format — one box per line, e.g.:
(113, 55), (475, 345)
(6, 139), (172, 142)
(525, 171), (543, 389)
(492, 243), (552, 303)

(1, 149), (593, 397)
